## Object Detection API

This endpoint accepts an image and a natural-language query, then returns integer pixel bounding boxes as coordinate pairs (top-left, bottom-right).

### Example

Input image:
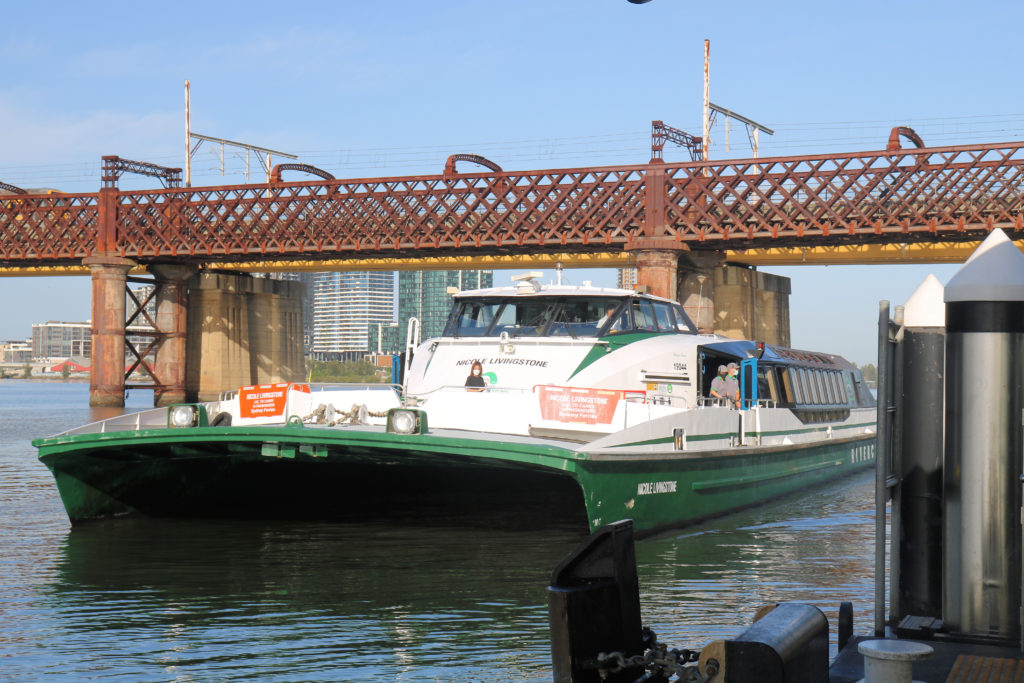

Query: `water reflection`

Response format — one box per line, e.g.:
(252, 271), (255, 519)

(43, 517), (582, 680)
(635, 471), (877, 657)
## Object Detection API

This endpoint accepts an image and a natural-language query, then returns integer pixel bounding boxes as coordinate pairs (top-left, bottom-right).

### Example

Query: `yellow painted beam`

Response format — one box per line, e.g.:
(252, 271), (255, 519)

(723, 240), (1024, 266)
(1, 239), (1020, 276)
(226, 252), (636, 273)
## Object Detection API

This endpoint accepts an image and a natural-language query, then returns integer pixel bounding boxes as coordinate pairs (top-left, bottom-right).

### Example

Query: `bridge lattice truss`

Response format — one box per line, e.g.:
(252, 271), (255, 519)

(2, 140), (1024, 267)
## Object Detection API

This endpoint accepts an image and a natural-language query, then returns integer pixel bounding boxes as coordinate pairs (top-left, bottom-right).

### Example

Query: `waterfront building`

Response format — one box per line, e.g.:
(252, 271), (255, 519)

(311, 271), (396, 361)
(1, 340), (32, 364)
(32, 322), (91, 360)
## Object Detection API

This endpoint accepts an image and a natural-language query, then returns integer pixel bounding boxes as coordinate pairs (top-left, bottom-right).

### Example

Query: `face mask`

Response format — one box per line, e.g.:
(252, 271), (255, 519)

(473, 369), (481, 376)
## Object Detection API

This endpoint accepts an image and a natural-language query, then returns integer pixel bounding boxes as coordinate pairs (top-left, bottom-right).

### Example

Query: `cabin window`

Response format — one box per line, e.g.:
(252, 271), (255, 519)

(777, 368), (790, 403)
(827, 372), (838, 403)
(808, 369), (822, 404)
(549, 298), (625, 337)
(842, 372), (857, 404)
(793, 368), (806, 403)
(446, 300), (503, 336)
(671, 304), (697, 333)
(651, 302), (675, 331)
(632, 300), (658, 331)
(757, 367), (772, 403)
(491, 300), (553, 337)
(787, 368), (802, 402)
(830, 371), (843, 404)
(813, 371), (828, 404)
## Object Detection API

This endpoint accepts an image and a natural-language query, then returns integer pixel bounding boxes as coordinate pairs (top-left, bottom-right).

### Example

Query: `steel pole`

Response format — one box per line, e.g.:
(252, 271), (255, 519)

(702, 39), (710, 162)
(184, 80), (191, 187)
(875, 300), (891, 635)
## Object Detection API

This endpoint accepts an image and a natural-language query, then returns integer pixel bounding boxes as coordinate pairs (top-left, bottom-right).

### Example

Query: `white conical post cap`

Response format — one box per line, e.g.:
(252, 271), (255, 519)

(903, 274), (945, 328)
(944, 229), (1024, 303)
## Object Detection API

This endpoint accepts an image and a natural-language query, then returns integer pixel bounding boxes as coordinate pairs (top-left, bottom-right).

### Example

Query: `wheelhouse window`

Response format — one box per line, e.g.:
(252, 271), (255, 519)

(446, 299), (503, 337)
(551, 298), (626, 337)
(668, 303), (697, 333)
(632, 300), (658, 331)
(490, 300), (553, 337)
(651, 302), (675, 331)
(443, 295), (697, 338)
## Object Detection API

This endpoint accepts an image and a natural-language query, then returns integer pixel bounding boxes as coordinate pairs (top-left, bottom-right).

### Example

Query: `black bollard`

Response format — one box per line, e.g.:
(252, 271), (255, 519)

(548, 520), (644, 683)
(723, 603), (829, 682)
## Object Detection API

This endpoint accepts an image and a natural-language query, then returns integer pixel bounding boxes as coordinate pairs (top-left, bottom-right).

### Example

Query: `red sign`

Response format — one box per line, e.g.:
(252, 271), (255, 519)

(239, 383), (309, 418)
(537, 385), (622, 425)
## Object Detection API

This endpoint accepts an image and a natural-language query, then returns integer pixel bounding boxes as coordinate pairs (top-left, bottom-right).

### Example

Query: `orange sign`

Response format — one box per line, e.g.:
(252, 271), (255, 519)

(239, 383), (309, 418)
(537, 385), (622, 425)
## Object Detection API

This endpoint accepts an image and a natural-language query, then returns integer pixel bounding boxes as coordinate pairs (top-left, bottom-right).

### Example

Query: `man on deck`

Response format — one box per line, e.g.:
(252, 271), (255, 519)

(710, 363), (740, 408)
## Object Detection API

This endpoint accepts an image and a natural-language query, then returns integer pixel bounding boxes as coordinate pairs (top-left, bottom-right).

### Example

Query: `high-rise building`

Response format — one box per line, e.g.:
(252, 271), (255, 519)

(311, 271), (396, 361)
(617, 267), (637, 290)
(369, 270), (493, 354)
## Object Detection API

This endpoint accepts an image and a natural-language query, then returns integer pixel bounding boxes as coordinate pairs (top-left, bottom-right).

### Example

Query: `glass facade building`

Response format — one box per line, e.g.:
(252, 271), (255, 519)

(311, 271), (396, 360)
(617, 267), (637, 290)
(369, 270), (493, 354)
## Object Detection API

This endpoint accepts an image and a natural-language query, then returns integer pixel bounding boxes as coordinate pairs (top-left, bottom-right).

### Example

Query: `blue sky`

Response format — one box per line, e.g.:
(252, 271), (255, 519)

(1, 0), (1020, 364)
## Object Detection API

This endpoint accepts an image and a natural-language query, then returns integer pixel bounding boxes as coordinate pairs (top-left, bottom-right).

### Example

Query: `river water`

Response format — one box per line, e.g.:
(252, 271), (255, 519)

(0, 380), (879, 681)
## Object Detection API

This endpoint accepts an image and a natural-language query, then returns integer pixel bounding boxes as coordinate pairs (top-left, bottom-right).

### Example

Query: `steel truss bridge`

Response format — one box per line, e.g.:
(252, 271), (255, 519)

(2, 138), (1024, 274)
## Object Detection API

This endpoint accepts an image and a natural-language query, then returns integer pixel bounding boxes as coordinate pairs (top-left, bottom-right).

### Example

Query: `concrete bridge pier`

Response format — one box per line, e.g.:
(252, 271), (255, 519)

(84, 255), (136, 407)
(185, 272), (305, 402)
(628, 243), (792, 346)
(150, 264), (196, 407)
(677, 252), (724, 334)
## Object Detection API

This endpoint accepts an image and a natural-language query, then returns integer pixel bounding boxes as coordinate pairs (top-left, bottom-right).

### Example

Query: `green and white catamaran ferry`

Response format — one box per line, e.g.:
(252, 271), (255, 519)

(35, 274), (875, 535)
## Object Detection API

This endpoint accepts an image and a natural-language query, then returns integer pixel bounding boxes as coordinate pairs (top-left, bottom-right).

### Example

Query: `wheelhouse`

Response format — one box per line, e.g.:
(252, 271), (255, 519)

(442, 292), (697, 338)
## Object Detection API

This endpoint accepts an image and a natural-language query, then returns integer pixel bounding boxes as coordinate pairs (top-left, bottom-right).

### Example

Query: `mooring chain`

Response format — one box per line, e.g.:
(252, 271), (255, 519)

(593, 627), (712, 682)
(303, 403), (387, 426)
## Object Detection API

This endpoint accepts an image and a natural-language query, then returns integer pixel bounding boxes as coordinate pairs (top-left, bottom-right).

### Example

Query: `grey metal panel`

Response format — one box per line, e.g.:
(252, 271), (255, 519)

(943, 331), (1024, 639)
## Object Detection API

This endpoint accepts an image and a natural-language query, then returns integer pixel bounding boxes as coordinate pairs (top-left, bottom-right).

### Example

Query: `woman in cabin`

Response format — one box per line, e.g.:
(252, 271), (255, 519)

(465, 361), (486, 392)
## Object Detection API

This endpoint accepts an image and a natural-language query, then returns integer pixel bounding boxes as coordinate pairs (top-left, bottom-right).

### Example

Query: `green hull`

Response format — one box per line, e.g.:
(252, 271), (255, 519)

(35, 426), (874, 535)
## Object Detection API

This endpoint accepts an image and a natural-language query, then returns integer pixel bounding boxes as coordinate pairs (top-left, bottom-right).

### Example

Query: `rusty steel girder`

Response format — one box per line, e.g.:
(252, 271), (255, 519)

(269, 163), (336, 184)
(443, 154), (504, 177)
(2, 139), (1024, 268)
(101, 156), (182, 189)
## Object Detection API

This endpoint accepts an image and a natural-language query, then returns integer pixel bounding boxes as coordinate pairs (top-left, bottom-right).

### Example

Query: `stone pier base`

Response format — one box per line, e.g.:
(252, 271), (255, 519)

(634, 250), (792, 346)
(185, 273), (305, 402)
(712, 266), (791, 347)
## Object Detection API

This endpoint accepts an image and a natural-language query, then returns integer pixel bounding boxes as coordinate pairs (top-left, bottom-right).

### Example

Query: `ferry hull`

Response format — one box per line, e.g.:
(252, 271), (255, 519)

(577, 436), (875, 535)
(37, 427), (874, 534)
